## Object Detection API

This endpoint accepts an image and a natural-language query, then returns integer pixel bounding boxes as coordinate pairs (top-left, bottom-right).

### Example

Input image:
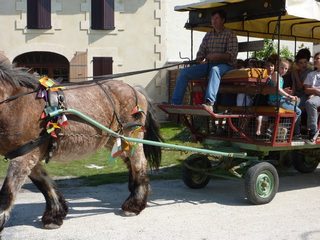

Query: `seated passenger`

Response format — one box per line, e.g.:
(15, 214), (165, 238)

(304, 52), (320, 143)
(236, 59), (245, 69)
(255, 57), (276, 136)
(268, 58), (302, 139)
(171, 9), (238, 110)
(291, 48), (313, 107)
(236, 58), (253, 107)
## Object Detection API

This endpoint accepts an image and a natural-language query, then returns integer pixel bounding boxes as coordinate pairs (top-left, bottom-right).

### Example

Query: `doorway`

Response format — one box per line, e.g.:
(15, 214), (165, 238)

(14, 51), (69, 82)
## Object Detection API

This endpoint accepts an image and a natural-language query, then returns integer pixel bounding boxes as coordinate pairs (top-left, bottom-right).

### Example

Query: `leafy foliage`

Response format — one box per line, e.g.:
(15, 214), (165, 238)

(251, 39), (294, 60)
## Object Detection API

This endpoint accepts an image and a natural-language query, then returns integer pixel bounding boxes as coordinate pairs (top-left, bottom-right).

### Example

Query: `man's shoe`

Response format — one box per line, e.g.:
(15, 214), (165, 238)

(306, 130), (319, 144)
(202, 101), (215, 112)
(293, 134), (302, 141)
(305, 138), (316, 145)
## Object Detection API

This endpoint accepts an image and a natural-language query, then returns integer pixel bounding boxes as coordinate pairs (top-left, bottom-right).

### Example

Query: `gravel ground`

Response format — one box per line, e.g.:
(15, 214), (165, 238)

(0, 167), (319, 240)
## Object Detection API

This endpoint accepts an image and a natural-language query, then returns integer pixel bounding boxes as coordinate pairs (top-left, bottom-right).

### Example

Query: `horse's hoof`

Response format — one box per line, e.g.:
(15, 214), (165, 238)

(43, 223), (62, 230)
(122, 211), (137, 217)
(0, 211), (9, 232)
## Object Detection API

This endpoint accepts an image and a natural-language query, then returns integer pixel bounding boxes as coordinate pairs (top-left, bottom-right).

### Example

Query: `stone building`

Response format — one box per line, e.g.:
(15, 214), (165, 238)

(0, 0), (205, 118)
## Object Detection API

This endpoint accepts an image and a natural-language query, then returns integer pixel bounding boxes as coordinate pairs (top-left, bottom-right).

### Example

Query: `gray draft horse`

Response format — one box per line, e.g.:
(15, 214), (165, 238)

(0, 62), (162, 230)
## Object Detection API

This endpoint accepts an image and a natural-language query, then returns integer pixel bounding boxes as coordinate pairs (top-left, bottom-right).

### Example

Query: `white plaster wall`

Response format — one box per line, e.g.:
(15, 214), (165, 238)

(147, 0), (207, 121)
(165, 0), (205, 62)
(0, 0), (162, 87)
(7, 0), (92, 61)
(0, 0), (168, 119)
(314, 44), (320, 55)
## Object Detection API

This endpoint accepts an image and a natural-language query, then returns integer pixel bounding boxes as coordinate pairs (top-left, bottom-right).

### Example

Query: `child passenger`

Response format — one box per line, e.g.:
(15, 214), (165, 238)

(268, 58), (302, 139)
(255, 58), (275, 136)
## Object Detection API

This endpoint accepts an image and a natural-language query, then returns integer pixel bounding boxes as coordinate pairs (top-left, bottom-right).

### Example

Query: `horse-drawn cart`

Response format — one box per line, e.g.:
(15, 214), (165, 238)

(159, 0), (320, 205)
(1, 0), (320, 232)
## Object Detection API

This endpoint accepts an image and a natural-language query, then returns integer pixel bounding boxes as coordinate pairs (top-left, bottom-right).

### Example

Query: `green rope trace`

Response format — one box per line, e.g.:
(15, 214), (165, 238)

(49, 108), (255, 160)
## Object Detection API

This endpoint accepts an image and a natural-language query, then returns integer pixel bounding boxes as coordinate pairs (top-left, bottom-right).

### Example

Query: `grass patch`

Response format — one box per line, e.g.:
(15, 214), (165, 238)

(0, 122), (200, 185)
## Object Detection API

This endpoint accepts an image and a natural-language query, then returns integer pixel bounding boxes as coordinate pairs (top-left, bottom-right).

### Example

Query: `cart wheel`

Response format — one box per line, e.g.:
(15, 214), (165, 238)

(182, 154), (211, 189)
(292, 151), (319, 173)
(245, 162), (279, 205)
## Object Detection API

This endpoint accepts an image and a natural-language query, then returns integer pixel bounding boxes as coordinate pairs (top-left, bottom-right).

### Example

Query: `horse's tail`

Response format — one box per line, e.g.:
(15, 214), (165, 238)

(134, 86), (163, 170)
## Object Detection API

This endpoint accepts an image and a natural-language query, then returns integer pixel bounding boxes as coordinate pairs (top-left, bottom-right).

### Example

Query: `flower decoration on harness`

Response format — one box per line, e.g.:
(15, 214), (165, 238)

(37, 76), (67, 138)
(111, 124), (145, 159)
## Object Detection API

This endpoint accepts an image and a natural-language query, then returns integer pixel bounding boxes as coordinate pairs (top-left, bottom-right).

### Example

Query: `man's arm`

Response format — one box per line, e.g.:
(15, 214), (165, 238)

(292, 69), (304, 90)
(195, 33), (208, 62)
(304, 84), (320, 96)
(204, 31), (238, 64)
(205, 52), (231, 63)
(225, 31), (238, 64)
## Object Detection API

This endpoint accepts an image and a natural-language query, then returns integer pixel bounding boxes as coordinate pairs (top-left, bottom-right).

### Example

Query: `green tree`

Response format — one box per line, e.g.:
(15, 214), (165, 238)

(280, 45), (294, 60)
(252, 39), (275, 60)
(251, 39), (294, 60)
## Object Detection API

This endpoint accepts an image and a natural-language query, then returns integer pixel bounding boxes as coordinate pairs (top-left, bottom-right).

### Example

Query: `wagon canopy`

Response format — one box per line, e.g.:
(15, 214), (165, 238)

(175, 0), (320, 43)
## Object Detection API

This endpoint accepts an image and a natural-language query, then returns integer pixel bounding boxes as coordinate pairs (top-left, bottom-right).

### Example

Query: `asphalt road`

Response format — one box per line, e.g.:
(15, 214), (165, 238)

(0, 167), (319, 240)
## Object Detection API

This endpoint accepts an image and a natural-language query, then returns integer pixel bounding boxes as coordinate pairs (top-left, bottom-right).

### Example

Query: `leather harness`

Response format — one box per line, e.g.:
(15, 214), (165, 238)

(4, 81), (143, 161)
(4, 89), (65, 161)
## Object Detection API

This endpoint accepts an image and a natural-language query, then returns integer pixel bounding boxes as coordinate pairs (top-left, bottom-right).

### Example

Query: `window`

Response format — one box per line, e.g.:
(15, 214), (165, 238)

(27, 0), (51, 29)
(93, 57), (113, 77)
(91, 0), (115, 30)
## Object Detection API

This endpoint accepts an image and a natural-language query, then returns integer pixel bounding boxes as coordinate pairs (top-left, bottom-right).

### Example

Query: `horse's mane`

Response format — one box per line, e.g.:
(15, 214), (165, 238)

(0, 61), (39, 89)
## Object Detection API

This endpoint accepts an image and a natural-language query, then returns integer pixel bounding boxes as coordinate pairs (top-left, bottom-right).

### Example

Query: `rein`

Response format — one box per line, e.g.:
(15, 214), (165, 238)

(62, 61), (185, 84)
(0, 89), (38, 105)
(0, 61), (187, 105)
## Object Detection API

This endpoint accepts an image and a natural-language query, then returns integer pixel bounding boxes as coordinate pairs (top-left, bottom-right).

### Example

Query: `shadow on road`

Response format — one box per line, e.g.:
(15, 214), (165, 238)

(3, 166), (319, 230)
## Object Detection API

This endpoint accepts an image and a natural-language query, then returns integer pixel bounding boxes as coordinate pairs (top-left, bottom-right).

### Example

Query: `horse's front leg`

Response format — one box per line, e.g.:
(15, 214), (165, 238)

(0, 154), (38, 231)
(121, 143), (150, 215)
(29, 162), (68, 229)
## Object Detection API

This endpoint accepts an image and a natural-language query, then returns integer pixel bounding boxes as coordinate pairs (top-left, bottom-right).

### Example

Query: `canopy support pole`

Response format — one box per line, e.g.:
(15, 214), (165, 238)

(275, 14), (282, 112)
(191, 28), (194, 60)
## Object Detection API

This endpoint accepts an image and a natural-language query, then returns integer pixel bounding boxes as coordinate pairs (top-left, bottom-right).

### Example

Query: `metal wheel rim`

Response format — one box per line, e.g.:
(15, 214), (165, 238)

(255, 171), (274, 198)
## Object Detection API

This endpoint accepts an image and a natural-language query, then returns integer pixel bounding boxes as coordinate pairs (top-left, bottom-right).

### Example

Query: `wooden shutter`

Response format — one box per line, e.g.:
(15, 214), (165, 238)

(93, 57), (113, 77)
(91, 0), (115, 30)
(27, 0), (37, 28)
(27, 0), (51, 29)
(70, 52), (88, 82)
